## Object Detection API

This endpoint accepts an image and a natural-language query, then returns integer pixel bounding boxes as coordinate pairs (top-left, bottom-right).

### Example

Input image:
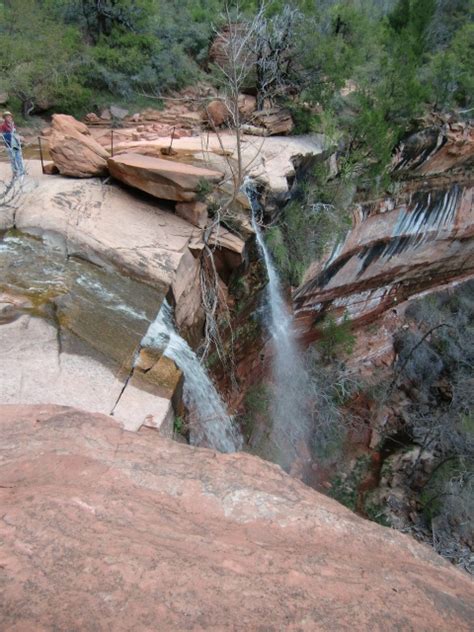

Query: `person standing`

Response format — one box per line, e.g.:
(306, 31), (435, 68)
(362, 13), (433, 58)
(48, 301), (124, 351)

(1, 111), (25, 178)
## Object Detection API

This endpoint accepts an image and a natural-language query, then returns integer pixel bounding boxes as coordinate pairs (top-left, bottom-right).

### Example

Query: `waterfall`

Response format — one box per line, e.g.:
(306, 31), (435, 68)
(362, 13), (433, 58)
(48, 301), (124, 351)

(141, 300), (241, 453)
(244, 179), (311, 470)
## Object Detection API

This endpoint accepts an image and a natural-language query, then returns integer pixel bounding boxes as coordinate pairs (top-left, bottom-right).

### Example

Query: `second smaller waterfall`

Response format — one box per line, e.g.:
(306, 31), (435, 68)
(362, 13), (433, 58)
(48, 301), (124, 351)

(245, 179), (311, 470)
(142, 300), (241, 453)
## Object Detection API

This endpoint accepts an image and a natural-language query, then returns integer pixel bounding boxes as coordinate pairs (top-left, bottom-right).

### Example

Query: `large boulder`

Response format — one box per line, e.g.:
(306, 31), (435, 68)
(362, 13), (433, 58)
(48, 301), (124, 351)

(47, 113), (110, 177)
(110, 105), (129, 120)
(203, 99), (230, 127)
(0, 404), (473, 631)
(108, 153), (223, 202)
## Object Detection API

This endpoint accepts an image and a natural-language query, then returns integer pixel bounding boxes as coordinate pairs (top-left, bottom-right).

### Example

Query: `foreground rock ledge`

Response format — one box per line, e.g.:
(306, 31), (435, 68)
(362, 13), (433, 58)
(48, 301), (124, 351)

(1, 406), (472, 631)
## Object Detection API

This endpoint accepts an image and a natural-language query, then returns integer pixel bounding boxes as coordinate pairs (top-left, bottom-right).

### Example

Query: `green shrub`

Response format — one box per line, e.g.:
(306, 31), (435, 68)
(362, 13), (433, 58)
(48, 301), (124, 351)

(241, 383), (270, 442)
(173, 415), (185, 436)
(318, 313), (355, 361)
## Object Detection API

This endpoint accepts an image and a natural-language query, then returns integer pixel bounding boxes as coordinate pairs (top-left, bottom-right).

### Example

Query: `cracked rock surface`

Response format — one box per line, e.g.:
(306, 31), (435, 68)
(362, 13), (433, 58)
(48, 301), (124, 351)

(0, 316), (173, 433)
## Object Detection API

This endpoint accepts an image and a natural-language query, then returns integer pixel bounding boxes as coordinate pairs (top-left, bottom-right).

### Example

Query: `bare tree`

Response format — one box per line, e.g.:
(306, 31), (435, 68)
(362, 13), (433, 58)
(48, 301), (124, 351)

(253, 5), (302, 110)
(211, 1), (267, 190)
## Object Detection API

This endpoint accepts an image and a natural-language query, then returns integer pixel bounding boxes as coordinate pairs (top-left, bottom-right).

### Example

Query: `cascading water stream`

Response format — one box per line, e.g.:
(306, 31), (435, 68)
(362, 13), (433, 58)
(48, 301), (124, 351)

(244, 179), (311, 469)
(141, 300), (241, 453)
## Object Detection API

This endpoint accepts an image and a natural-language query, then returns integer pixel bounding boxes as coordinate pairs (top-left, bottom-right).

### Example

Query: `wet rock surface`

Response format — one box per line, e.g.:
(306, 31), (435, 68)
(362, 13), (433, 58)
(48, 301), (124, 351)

(0, 161), (203, 332)
(0, 234), (179, 433)
(0, 404), (473, 631)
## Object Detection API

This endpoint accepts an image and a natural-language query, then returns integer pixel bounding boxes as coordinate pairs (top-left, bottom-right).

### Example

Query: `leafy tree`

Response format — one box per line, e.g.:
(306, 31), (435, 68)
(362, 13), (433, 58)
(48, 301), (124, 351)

(0, 0), (86, 115)
(429, 21), (474, 108)
(70, 0), (154, 43)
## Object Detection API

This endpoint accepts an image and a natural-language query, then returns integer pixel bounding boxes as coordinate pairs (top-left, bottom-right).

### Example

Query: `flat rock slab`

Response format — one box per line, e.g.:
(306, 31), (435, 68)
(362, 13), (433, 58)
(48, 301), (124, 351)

(111, 132), (325, 197)
(0, 316), (173, 434)
(108, 152), (223, 202)
(0, 404), (473, 631)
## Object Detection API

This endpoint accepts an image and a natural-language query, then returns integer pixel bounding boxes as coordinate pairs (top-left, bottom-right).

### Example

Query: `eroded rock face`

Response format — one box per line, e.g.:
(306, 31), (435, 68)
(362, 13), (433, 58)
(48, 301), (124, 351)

(392, 117), (474, 177)
(108, 153), (223, 202)
(294, 122), (474, 341)
(0, 404), (472, 631)
(46, 114), (110, 177)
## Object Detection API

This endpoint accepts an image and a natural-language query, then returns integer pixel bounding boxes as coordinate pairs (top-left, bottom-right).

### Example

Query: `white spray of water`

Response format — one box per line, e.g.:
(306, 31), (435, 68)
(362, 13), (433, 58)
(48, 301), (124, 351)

(142, 300), (241, 453)
(245, 179), (311, 470)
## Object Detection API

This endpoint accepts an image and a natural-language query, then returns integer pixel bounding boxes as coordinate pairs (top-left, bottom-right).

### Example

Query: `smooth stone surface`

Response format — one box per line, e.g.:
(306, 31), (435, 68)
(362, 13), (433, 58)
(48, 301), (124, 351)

(0, 404), (473, 631)
(0, 315), (173, 433)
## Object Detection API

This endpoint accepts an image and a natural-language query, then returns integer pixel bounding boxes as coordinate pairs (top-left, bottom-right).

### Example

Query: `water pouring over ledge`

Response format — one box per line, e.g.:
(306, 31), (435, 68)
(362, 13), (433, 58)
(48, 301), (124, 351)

(141, 300), (242, 453)
(243, 178), (311, 470)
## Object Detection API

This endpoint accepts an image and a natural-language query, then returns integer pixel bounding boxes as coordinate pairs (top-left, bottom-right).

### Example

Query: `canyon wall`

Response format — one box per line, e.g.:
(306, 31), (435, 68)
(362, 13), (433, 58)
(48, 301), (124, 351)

(293, 119), (474, 341)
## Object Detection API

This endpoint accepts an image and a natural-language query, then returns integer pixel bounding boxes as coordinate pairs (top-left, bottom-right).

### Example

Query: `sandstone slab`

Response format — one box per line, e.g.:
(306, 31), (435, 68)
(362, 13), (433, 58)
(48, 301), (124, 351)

(110, 132), (325, 198)
(0, 404), (472, 631)
(175, 200), (208, 228)
(0, 316), (173, 434)
(108, 152), (223, 202)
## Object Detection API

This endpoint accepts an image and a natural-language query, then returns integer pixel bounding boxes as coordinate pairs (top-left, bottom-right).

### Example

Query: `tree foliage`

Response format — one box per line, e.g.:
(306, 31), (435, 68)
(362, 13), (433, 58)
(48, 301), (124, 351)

(0, 0), (471, 134)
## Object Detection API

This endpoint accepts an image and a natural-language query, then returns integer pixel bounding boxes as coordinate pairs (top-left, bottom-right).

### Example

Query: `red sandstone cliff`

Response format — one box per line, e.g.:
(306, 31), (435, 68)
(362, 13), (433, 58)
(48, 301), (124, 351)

(294, 117), (474, 341)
